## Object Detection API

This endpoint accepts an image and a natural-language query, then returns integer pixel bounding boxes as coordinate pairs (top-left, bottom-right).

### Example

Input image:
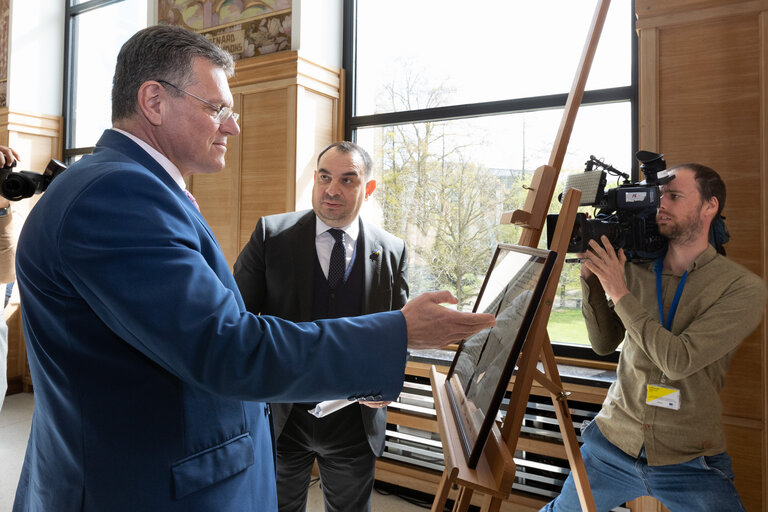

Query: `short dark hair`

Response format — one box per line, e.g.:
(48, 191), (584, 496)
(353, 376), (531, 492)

(670, 162), (726, 217)
(111, 25), (234, 123)
(317, 141), (374, 180)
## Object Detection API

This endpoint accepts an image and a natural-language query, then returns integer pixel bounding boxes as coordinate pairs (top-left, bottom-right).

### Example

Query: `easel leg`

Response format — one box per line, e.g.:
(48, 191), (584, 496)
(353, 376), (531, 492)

(431, 467), (458, 512)
(553, 396), (596, 512)
(480, 494), (503, 512)
(541, 340), (597, 512)
(453, 486), (474, 512)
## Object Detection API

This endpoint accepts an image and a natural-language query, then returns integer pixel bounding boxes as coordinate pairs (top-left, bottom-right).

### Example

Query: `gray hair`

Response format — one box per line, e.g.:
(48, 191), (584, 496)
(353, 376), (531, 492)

(111, 25), (234, 122)
(317, 141), (374, 180)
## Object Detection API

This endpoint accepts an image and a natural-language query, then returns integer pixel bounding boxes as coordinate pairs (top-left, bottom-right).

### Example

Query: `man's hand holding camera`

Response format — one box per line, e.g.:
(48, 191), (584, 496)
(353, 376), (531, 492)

(581, 235), (629, 303)
(0, 145), (20, 170)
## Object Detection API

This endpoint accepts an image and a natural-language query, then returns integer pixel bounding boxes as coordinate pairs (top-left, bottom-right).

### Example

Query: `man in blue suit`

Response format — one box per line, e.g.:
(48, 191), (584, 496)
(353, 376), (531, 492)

(12, 25), (495, 512)
(234, 141), (408, 511)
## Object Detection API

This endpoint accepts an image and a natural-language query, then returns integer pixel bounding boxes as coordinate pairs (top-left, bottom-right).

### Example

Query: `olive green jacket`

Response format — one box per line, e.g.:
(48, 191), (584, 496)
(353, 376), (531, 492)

(582, 246), (766, 465)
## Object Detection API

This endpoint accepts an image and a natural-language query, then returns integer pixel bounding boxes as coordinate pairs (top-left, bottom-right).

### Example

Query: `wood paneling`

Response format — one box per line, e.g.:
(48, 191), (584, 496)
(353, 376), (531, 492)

(637, 2), (768, 510)
(239, 87), (292, 245)
(658, 15), (761, 269)
(724, 423), (764, 512)
(294, 91), (336, 210)
(0, 108), (62, 172)
(636, 0), (768, 29)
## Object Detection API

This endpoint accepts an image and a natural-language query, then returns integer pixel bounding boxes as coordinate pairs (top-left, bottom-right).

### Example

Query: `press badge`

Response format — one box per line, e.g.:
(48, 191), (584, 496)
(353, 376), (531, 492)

(646, 384), (681, 410)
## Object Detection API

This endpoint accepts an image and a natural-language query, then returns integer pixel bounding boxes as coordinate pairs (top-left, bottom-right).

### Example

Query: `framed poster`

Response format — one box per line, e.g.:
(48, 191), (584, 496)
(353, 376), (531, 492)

(445, 243), (556, 468)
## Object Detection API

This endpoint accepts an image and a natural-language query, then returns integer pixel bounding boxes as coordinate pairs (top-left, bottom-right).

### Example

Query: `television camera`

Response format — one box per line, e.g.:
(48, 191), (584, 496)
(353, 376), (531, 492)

(0, 159), (67, 201)
(546, 150), (674, 260)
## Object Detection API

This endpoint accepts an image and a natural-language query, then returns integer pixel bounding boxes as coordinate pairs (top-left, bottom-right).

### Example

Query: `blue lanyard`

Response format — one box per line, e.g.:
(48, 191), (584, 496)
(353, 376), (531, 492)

(655, 258), (688, 330)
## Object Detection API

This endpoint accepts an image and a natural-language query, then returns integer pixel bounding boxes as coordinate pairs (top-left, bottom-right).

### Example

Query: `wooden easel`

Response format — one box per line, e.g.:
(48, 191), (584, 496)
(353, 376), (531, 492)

(430, 1), (611, 511)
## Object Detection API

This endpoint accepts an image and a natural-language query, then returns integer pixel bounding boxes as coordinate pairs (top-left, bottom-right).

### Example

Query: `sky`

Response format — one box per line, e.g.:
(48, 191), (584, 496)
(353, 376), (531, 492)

(354, 0), (632, 174)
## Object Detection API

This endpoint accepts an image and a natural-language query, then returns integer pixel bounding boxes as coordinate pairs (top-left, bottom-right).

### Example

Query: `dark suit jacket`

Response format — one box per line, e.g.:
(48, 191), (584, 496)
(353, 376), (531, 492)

(12, 130), (408, 512)
(233, 210), (409, 456)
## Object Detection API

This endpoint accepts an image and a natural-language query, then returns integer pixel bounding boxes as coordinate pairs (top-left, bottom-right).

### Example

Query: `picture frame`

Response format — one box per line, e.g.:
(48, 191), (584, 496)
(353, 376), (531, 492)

(445, 243), (557, 468)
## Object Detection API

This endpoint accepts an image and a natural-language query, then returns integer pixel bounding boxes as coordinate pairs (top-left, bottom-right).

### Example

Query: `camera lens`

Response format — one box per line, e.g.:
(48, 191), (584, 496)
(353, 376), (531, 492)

(1, 174), (36, 201)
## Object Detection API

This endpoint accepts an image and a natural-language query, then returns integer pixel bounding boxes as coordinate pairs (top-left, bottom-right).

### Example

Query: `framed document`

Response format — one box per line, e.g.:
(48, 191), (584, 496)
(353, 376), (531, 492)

(445, 243), (557, 468)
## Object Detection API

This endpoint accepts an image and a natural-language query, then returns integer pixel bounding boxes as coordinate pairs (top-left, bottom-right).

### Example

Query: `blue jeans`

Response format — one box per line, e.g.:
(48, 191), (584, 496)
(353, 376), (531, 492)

(540, 420), (745, 512)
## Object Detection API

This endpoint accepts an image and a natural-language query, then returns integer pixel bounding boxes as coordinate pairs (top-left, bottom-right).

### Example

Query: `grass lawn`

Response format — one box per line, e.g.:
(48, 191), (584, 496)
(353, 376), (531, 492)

(547, 308), (590, 346)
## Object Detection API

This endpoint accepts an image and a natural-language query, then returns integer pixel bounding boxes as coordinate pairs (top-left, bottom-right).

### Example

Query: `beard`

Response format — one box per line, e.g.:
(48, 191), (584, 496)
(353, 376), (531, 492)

(657, 211), (703, 245)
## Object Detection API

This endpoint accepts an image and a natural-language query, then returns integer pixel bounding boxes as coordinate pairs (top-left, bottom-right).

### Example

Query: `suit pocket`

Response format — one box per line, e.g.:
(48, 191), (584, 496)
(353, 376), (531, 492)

(171, 432), (255, 499)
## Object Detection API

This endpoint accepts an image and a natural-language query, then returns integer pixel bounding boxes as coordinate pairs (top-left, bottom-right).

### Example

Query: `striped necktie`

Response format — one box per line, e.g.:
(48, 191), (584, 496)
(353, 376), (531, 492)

(184, 189), (200, 211)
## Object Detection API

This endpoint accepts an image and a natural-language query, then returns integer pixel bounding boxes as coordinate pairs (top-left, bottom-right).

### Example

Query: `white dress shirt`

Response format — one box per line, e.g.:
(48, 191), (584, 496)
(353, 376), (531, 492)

(112, 128), (188, 191)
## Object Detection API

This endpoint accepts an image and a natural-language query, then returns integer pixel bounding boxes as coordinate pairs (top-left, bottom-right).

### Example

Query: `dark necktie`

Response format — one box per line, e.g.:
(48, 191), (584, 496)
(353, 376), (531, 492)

(327, 228), (346, 288)
(184, 189), (200, 211)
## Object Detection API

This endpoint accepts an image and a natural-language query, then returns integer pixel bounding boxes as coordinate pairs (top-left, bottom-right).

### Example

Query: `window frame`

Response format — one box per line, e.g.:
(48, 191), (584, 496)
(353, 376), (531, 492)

(342, 0), (638, 362)
(62, 0), (128, 163)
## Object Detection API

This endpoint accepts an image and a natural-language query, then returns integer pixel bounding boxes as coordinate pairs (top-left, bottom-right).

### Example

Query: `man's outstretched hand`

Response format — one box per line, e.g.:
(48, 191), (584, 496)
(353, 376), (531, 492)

(401, 290), (496, 350)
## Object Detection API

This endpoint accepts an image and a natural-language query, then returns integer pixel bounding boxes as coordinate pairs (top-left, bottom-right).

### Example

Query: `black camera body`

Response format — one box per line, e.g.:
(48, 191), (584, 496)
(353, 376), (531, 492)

(0, 159), (67, 201)
(547, 151), (672, 260)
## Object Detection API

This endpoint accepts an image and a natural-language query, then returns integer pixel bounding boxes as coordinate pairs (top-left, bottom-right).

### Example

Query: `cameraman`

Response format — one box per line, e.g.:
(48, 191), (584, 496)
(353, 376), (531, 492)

(541, 164), (766, 511)
(0, 145), (19, 411)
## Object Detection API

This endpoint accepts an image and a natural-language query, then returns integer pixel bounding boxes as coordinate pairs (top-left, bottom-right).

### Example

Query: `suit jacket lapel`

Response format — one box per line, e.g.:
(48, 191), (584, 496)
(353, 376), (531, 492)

(295, 212), (316, 321)
(361, 218), (382, 315)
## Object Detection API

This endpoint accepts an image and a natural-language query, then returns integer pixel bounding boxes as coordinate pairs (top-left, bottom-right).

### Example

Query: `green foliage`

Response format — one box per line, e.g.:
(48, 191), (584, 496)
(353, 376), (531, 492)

(548, 307), (590, 346)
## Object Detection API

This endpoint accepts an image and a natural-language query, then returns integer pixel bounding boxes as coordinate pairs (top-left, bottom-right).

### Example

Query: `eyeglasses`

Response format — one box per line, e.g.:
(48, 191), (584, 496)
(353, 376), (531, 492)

(157, 79), (239, 124)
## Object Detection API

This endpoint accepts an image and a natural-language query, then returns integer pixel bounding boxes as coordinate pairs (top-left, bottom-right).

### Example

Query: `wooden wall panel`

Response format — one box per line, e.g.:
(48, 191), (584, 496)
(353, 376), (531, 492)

(294, 89), (336, 211)
(724, 423), (764, 512)
(238, 88), (292, 253)
(0, 109), (62, 173)
(657, 15), (761, 268)
(637, 2), (768, 510)
(722, 335), (764, 420)
(657, 14), (765, 423)
(638, 0), (755, 19)
(637, 0), (768, 29)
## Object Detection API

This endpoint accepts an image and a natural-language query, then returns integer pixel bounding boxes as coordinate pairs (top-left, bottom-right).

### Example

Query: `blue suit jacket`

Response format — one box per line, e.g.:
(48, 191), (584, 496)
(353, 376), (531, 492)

(12, 130), (408, 511)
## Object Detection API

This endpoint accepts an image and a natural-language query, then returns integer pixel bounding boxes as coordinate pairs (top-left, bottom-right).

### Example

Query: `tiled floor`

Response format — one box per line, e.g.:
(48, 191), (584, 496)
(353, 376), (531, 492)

(0, 393), (425, 512)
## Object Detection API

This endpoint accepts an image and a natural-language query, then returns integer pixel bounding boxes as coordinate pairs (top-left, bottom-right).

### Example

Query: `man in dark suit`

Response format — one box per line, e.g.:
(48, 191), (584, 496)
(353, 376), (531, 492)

(234, 141), (407, 511)
(12, 25), (495, 512)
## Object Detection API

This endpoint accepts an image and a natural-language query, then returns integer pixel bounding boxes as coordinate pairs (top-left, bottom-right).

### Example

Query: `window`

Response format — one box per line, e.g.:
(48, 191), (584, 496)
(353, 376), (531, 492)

(63, 0), (147, 162)
(344, 1), (636, 358)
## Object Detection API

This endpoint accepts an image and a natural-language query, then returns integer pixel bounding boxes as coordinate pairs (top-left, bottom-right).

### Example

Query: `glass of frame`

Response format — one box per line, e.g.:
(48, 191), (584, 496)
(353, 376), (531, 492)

(445, 244), (557, 468)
